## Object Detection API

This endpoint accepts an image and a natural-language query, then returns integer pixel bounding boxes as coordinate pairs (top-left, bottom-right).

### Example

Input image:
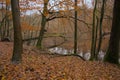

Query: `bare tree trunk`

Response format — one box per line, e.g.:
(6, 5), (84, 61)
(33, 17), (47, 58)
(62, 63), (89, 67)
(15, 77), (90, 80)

(36, 14), (47, 48)
(0, 0), (4, 40)
(90, 0), (97, 60)
(96, 0), (106, 58)
(104, 0), (120, 64)
(11, 0), (23, 63)
(94, 16), (99, 60)
(74, 0), (78, 54)
(36, 0), (48, 49)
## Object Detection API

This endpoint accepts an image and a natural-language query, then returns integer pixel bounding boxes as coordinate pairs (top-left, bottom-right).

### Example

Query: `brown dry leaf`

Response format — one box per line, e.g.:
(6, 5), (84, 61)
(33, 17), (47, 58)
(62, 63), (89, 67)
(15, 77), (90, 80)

(0, 42), (120, 80)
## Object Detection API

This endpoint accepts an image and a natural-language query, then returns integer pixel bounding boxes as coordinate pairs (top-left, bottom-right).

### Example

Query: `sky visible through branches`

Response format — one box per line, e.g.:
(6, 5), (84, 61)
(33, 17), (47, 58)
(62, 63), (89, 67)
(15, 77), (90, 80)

(0, 0), (92, 15)
(25, 0), (92, 15)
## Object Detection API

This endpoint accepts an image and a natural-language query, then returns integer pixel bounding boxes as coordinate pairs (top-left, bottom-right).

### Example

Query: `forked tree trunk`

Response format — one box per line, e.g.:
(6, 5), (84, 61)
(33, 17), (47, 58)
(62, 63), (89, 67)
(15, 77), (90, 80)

(36, 0), (48, 49)
(96, 0), (106, 59)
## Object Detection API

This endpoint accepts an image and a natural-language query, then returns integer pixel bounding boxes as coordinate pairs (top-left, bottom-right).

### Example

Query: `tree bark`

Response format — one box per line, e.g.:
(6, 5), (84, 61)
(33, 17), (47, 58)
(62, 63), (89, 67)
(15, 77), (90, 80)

(104, 0), (120, 64)
(74, 0), (78, 54)
(11, 0), (23, 63)
(90, 0), (97, 60)
(97, 0), (106, 59)
(36, 0), (48, 49)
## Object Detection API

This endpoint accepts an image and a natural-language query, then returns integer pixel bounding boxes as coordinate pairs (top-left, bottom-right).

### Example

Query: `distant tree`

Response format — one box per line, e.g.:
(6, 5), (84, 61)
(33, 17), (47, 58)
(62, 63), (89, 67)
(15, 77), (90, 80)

(0, 0), (11, 40)
(104, 0), (120, 64)
(11, 0), (23, 63)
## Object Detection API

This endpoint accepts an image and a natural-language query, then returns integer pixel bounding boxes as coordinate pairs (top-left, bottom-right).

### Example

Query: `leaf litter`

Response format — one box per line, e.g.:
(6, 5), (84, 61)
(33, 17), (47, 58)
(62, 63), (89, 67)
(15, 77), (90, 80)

(0, 42), (120, 80)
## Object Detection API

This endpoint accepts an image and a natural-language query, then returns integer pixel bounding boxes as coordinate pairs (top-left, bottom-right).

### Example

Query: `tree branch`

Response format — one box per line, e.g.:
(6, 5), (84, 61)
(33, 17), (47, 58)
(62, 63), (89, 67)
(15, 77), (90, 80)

(23, 33), (67, 42)
(46, 14), (92, 28)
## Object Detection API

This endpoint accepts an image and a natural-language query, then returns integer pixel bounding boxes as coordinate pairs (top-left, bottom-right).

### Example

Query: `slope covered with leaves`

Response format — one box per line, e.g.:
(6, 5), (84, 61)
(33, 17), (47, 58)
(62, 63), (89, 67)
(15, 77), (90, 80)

(0, 42), (120, 80)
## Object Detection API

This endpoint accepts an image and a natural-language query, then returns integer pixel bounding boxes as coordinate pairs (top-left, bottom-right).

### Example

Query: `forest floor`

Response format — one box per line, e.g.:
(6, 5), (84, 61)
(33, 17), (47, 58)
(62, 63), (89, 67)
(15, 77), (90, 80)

(0, 42), (120, 80)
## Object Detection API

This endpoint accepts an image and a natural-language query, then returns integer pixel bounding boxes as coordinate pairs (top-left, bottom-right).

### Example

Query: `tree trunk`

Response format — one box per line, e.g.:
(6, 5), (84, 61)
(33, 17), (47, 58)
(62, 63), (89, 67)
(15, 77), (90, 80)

(11, 0), (23, 63)
(96, 0), (106, 59)
(36, 0), (48, 49)
(90, 0), (97, 60)
(36, 15), (47, 48)
(74, 0), (78, 54)
(104, 0), (120, 64)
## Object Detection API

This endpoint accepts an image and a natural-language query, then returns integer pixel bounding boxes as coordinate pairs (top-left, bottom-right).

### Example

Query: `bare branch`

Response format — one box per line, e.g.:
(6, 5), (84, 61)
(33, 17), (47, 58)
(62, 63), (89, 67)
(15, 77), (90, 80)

(46, 14), (92, 29)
